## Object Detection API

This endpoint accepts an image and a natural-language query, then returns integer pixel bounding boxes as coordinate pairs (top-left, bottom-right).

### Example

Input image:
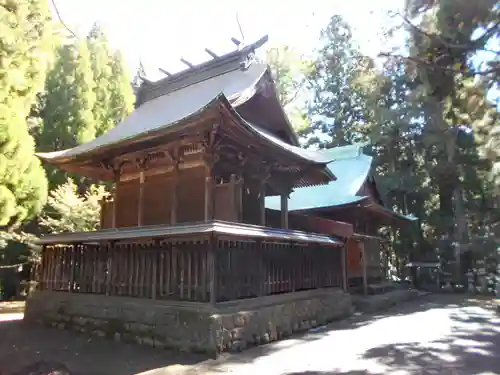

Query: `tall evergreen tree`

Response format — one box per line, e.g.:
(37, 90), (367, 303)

(38, 40), (96, 187)
(304, 15), (370, 148)
(38, 26), (135, 185)
(0, 0), (53, 229)
(401, 0), (500, 279)
(87, 23), (114, 136)
(108, 51), (135, 126)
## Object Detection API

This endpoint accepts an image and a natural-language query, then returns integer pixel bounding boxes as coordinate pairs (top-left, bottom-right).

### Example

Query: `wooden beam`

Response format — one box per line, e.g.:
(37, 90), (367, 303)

(204, 48), (218, 59)
(180, 58), (194, 68)
(159, 68), (172, 76)
(280, 194), (288, 230)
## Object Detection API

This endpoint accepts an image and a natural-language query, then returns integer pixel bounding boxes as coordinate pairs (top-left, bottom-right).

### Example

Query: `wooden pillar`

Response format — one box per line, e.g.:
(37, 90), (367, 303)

(70, 244), (78, 292)
(105, 243), (113, 296)
(259, 182), (266, 226)
(280, 193), (288, 229)
(341, 241), (348, 292)
(208, 240), (217, 305)
(170, 169), (178, 225)
(137, 171), (145, 226)
(361, 241), (368, 296)
(151, 249), (157, 300)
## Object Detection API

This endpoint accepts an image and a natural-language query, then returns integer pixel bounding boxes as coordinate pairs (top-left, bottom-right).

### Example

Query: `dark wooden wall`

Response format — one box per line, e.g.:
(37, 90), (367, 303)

(241, 183), (260, 225)
(176, 167), (205, 223)
(116, 179), (139, 227)
(143, 173), (172, 225)
(214, 182), (239, 222)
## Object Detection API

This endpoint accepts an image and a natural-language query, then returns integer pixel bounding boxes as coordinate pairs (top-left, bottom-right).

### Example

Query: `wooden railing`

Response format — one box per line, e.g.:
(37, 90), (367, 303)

(37, 235), (343, 303)
(216, 239), (342, 302)
(38, 240), (213, 302)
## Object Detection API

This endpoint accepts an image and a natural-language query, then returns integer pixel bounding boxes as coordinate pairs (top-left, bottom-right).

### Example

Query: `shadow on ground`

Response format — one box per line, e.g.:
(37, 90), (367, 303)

(0, 318), (208, 375)
(281, 306), (500, 375)
(0, 294), (498, 375)
(201, 294), (500, 375)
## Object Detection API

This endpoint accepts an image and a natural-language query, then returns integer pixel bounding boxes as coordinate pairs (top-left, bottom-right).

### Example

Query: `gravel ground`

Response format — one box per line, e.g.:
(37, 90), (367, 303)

(0, 294), (499, 375)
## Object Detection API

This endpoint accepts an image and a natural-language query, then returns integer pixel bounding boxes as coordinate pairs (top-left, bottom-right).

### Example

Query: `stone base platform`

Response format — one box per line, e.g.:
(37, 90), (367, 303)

(351, 288), (421, 314)
(24, 288), (352, 355)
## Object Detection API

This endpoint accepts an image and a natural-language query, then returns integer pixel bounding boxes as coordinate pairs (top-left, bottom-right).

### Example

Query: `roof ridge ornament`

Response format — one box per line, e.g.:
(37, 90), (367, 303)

(138, 35), (269, 105)
(156, 35), (269, 80)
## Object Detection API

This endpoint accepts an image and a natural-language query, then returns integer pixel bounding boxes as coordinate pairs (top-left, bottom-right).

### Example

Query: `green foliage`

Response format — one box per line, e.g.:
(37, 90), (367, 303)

(0, 0), (54, 229)
(87, 23), (114, 136)
(264, 45), (312, 107)
(37, 40), (96, 187)
(41, 41), (96, 148)
(39, 178), (108, 233)
(264, 45), (312, 131)
(304, 15), (371, 148)
(305, 9), (499, 276)
(108, 51), (135, 125)
(37, 25), (135, 188)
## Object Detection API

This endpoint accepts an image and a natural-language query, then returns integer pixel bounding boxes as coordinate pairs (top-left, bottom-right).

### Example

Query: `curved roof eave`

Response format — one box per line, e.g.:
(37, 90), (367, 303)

(220, 99), (334, 165)
(36, 62), (271, 164)
(37, 92), (334, 176)
(36, 94), (227, 164)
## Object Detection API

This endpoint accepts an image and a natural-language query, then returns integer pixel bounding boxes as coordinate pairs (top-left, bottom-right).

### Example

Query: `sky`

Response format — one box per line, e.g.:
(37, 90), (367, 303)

(50, 0), (405, 80)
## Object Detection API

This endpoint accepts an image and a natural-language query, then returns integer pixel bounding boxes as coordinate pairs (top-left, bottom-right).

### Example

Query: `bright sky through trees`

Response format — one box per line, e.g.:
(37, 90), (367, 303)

(50, 0), (405, 80)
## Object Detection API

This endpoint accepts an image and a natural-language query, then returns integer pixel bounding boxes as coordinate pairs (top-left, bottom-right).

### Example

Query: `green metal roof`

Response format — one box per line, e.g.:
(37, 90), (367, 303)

(266, 144), (418, 222)
(266, 144), (371, 211)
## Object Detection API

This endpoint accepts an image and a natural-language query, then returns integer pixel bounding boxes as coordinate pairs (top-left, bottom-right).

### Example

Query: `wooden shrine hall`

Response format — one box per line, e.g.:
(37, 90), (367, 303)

(25, 36), (354, 354)
(267, 144), (417, 295)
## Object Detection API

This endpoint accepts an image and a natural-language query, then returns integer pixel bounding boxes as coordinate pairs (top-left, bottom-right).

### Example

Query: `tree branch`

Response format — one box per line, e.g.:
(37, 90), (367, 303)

(51, 0), (77, 39)
(398, 12), (500, 52)
(379, 52), (500, 77)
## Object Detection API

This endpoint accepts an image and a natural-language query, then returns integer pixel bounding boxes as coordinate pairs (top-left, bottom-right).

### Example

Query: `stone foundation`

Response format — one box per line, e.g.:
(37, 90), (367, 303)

(24, 288), (351, 355)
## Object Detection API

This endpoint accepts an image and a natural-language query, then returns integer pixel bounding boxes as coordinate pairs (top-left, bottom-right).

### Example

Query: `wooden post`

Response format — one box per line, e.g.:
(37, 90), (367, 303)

(341, 242), (348, 292)
(259, 182), (266, 226)
(137, 171), (145, 226)
(106, 243), (113, 296)
(208, 239), (217, 305)
(170, 169), (177, 225)
(70, 244), (78, 292)
(151, 250), (157, 300)
(361, 241), (368, 296)
(280, 193), (288, 229)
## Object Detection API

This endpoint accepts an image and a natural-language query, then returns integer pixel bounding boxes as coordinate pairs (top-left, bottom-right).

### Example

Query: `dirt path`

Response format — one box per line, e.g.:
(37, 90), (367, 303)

(0, 294), (498, 375)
